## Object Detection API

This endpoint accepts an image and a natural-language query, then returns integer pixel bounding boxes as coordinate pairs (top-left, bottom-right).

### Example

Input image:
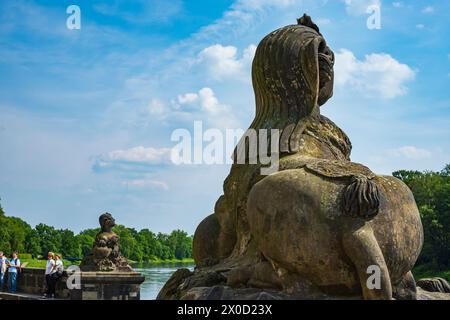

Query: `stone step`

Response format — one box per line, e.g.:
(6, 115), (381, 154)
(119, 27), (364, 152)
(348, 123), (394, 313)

(0, 292), (63, 300)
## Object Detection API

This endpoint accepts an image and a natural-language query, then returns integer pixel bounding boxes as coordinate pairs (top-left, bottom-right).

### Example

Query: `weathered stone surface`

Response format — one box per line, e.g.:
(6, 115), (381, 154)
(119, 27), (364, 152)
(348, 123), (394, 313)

(170, 285), (450, 300)
(70, 271), (144, 300)
(158, 14), (431, 300)
(180, 286), (293, 300)
(157, 268), (193, 300)
(417, 277), (450, 293)
(417, 287), (450, 300)
(80, 213), (132, 272)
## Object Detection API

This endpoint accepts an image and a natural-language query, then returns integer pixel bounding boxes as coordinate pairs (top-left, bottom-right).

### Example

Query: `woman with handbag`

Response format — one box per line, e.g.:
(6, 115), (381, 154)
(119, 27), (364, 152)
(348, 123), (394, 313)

(53, 254), (64, 287)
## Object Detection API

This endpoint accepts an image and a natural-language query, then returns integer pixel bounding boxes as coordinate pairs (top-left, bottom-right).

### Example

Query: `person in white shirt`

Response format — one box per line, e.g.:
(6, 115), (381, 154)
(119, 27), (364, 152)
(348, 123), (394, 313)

(43, 252), (56, 299)
(51, 254), (64, 297)
(54, 254), (64, 274)
(7, 252), (21, 293)
(0, 251), (7, 291)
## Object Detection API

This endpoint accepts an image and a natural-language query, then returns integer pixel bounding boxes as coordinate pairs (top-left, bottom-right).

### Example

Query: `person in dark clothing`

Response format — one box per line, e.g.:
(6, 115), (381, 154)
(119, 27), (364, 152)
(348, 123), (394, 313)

(43, 252), (56, 299)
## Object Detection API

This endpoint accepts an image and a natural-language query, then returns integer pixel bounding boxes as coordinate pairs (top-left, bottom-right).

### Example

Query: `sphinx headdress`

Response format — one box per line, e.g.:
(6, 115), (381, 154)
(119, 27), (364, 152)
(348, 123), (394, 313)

(235, 14), (335, 160)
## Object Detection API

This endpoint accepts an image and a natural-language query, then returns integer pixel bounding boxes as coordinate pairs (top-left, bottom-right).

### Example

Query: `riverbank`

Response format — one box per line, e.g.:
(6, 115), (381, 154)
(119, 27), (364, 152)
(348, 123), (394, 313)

(132, 258), (194, 265)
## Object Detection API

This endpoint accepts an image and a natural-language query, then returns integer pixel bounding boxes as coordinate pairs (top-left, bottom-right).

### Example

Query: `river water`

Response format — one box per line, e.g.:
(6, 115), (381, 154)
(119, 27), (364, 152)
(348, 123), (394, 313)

(132, 263), (195, 300)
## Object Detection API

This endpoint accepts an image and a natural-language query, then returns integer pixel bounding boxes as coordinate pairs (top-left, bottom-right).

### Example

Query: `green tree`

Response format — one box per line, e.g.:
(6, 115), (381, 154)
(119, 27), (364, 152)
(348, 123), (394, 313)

(137, 229), (158, 261)
(4, 217), (32, 253)
(0, 201), (33, 254)
(394, 164), (450, 268)
(59, 229), (81, 258)
(168, 230), (193, 260)
(24, 229), (42, 257)
(0, 225), (12, 254)
(34, 223), (61, 257)
(76, 233), (94, 257)
(114, 225), (143, 261)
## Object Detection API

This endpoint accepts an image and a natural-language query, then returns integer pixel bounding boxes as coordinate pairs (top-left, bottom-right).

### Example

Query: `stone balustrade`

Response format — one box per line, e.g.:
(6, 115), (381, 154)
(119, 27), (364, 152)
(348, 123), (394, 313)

(2, 267), (144, 300)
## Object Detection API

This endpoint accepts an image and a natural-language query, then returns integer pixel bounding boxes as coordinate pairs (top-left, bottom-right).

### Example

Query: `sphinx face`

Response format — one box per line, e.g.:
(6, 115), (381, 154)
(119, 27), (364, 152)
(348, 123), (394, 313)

(317, 42), (335, 106)
(100, 214), (116, 232)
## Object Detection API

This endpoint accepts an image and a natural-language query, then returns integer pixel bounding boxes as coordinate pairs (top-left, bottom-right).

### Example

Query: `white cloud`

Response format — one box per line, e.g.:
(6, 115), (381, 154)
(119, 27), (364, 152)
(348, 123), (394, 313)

(197, 88), (223, 113)
(176, 87), (231, 115)
(422, 6), (434, 14)
(146, 98), (166, 114)
(175, 87), (239, 128)
(97, 146), (172, 168)
(389, 146), (432, 159)
(335, 49), (415, 99)
(136, 87), (238, 128)
(177, 93), (198, 105)
(122, 179), (169, 190)
(392, 2), (403, 8)
(343, 0), (380, 16)
(197, 44), (256, 82)
(416, 24), (425, 30)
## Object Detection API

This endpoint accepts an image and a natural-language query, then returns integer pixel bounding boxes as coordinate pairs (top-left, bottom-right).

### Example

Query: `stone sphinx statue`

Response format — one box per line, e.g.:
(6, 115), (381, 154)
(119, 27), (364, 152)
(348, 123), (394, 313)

(158, 15), (424, 300)
(80, 213), (132, 272)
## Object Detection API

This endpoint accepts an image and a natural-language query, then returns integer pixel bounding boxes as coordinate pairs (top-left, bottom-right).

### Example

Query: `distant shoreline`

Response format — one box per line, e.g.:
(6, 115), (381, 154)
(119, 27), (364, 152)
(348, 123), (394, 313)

(131, 258), (194, 265)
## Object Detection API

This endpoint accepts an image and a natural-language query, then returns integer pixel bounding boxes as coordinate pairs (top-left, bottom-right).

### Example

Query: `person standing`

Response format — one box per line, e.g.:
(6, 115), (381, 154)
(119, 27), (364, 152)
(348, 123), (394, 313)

(7, 252), (21, 293)
(52, 254), (64, 297)
(54, 254), (64, 275)
(0, 251), (8, 291)
(43, 252), (56, 299)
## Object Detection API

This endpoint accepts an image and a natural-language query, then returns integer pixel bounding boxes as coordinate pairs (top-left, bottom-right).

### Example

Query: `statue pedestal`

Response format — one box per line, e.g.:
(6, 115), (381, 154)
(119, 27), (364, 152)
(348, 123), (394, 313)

(71, 271), (145, 300)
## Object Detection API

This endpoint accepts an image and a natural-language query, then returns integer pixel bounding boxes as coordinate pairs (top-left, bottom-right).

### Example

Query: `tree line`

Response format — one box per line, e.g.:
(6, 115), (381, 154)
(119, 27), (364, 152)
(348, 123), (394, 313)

(393, 164), (450, 271)
(0, 205), (192, 262)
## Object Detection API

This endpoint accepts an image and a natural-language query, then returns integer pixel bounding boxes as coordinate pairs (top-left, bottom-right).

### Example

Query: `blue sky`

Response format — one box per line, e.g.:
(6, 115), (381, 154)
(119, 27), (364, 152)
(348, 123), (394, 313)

(0, 0), (449, 233)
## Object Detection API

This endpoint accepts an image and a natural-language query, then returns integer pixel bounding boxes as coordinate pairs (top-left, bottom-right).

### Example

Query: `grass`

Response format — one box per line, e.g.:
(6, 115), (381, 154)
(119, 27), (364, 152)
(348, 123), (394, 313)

(413, 264), (450, 282)
(20, 258), (80, 269)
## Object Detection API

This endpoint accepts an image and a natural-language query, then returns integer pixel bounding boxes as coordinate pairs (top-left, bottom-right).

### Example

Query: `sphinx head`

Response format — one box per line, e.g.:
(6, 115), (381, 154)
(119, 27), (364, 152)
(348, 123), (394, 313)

(251, 14), (334, 128)
(99, 212), (116, 233)
(246, 14), (335, 153)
